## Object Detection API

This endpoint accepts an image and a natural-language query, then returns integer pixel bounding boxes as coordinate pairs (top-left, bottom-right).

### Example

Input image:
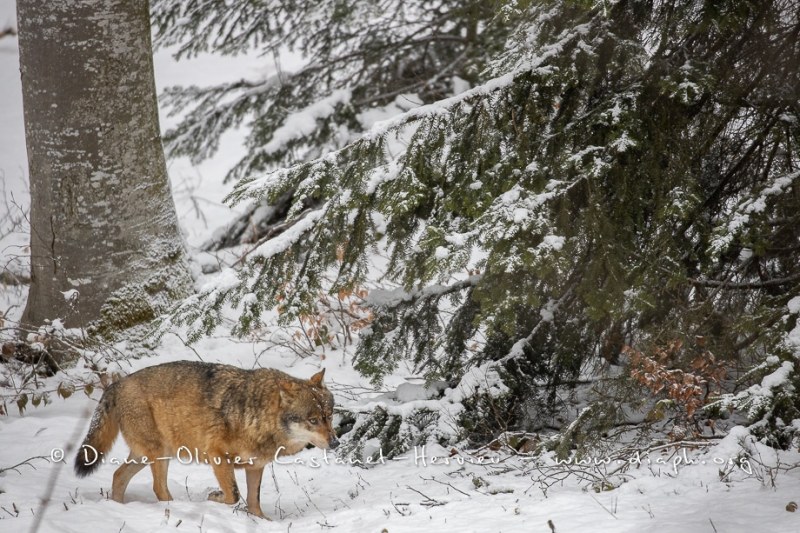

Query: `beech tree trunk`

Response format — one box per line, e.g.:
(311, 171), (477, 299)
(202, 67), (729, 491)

(17, 0), (192, 331)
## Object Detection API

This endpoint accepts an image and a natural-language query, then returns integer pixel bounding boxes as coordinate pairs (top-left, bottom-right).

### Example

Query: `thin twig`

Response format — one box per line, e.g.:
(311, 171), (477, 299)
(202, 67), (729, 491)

(0, 456), (50, 475)
(419, 475), (470, 497)
(589, 494), (618, 520)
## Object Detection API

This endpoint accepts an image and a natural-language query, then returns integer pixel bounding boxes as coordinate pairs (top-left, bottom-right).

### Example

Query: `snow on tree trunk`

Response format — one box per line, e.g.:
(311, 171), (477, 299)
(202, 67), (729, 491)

(17, 0), (192, 333)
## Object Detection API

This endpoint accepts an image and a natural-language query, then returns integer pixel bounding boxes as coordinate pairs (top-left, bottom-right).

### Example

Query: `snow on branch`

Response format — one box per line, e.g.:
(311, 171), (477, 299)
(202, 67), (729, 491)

(706, 357), (795, 419)
(165, 205), (328, 337)
(365, 275), (482, 310)
(236, 17), (598, 200)
(708, 170), (800, 258)
(260, 89), (352, 156)
(250, 206), (326, 261)
(691, 271), (800, 290)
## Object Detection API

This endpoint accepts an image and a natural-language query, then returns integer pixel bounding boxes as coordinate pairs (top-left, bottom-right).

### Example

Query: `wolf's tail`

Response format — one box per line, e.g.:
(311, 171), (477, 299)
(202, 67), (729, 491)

(74, 383), (120, 478)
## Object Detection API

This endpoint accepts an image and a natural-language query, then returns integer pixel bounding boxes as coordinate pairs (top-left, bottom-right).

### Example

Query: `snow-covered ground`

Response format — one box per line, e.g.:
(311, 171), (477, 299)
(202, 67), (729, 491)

(3, 334), (800, 533)
(2, 3), (800, 532)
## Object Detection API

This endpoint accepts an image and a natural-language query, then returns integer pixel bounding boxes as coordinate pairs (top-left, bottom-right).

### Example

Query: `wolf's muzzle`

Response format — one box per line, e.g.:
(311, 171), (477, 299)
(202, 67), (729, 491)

(328, 437), (340, 449)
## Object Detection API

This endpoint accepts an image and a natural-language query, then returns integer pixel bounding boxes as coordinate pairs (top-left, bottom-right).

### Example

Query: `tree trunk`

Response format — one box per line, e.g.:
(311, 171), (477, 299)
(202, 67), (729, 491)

(17, 0), (192, 333)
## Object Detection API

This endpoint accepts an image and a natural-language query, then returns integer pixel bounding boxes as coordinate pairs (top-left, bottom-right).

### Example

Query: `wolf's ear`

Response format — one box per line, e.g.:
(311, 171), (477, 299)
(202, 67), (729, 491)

(278, 380), (295, 403)
(309, 368), (325, 388)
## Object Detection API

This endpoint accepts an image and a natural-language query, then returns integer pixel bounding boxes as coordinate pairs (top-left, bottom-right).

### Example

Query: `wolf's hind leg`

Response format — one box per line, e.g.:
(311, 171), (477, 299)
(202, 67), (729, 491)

(150, 458), (173, 501)
(111, 453), (147, 503)
(245, 465), (267, 519)
(208, 462), (240, 505)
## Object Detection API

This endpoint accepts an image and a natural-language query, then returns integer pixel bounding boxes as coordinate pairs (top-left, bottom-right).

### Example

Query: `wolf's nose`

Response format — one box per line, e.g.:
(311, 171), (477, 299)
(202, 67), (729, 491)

(329, 437), (340, 449)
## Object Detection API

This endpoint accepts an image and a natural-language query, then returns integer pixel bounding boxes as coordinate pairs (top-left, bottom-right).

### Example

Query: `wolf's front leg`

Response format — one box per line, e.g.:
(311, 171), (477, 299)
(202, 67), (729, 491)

(208, 462), (240, 505)
(245, 465), (268, 519)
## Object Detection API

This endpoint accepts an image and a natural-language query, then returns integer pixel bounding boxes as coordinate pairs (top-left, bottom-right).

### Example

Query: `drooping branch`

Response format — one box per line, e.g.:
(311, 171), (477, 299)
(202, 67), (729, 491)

(365, 275), (482, 311)
(691, 272), (800, 290)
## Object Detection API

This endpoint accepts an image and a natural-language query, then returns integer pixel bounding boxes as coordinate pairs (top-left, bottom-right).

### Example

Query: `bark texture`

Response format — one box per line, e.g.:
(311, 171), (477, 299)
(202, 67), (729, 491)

(17, 0), (192, 331)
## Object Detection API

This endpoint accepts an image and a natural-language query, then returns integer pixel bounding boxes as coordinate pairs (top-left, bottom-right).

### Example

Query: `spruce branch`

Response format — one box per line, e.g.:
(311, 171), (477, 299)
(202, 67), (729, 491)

(691, 271), (800, 290)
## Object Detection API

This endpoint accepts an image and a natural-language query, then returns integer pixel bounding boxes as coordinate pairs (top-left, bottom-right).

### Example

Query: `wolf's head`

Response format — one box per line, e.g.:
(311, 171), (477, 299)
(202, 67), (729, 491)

(279, 369), (339, 450)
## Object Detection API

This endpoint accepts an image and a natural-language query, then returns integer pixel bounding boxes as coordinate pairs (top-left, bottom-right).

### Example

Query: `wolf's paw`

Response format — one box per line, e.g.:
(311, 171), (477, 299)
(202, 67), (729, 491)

(207, 489), (225, 503)
(247, 506), (271, 520)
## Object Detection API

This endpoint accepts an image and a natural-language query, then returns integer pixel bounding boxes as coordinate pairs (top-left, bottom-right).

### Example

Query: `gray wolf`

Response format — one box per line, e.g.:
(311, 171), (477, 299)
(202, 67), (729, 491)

(74, 361), (337, 518)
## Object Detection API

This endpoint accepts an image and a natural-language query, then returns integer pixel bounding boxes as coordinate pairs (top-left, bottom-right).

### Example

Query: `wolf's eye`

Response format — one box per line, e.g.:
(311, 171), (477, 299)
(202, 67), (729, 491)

(308, 417), (319, 425)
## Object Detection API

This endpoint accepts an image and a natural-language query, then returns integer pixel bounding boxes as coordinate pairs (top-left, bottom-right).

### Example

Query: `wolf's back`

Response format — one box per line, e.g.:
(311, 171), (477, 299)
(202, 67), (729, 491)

(74, 382), (121, 478)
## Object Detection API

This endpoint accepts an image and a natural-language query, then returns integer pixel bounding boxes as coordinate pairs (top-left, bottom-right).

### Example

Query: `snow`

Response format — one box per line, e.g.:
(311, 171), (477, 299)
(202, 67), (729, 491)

(610, 132), (636, 152)
(198, 267), (239, 294)
(262, 89), (352, 155)
(739, 247), (753, 262)
(709, 170), (800, 257)
(365, 275), (482, 309)
(153, 37), (292, 251)
(788, 296), (800, 315)
(251, 206), (325, 260)
(761, 361), (794, 390)
(395, 382), (446, 403)
(364, 158), (402, 195)
(4, 351), (800, 533)
(788, 300), (800, 356)
(446, 362), (507, 404)
(451, 76), (471, 95)
(512, 207), (529, 223)
(444, 230), (476, 247)
(499, 185), (521, 204)
(61, 289), (80, 302)
(357, 94), (422, 129)
(710, 359), (796, 419)
(540, 234), (565, 251)
(539, 299), (557, 322)
(0, 3), (28, 284)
